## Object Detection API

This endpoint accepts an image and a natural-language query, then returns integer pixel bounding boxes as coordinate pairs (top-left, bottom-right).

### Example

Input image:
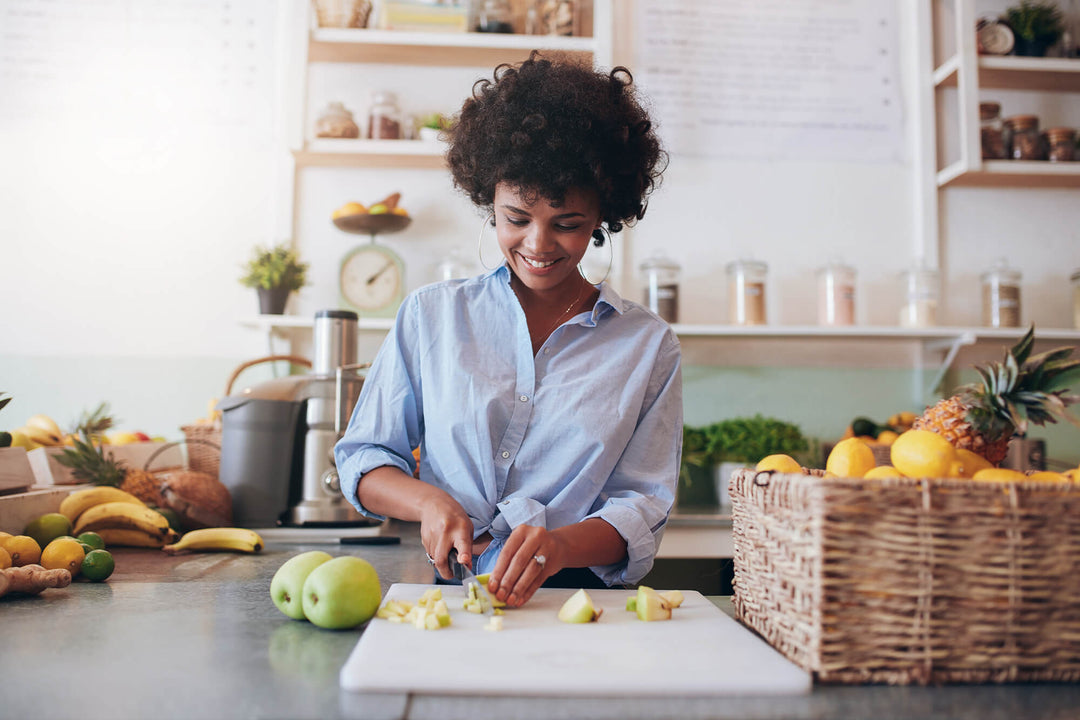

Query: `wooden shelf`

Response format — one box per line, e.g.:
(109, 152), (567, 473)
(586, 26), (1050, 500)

(293, 139), (446, 168)
(938, 159), (1080, 188)
(308, 28), (597, 66)
(241, 315), (394, 332)
(935, 55), (1080, 93)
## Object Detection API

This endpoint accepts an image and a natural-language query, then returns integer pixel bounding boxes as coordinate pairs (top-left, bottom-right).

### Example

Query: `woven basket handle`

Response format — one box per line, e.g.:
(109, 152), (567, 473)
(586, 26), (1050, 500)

(223, 354), (312, 396)
(143, 438), (222, 473)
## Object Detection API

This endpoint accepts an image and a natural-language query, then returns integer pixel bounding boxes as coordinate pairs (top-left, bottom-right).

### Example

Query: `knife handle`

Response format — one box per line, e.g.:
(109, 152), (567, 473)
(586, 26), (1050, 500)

(447, 548), (468, 582)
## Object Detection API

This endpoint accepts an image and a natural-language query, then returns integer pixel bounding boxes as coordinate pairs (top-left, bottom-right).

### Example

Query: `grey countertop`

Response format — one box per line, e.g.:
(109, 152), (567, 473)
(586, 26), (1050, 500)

(2, 520), (1078, 720)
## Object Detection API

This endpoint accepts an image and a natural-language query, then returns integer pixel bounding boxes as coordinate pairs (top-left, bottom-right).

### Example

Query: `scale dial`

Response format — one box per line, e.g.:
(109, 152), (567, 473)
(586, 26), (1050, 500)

(340, 243), (405, 317)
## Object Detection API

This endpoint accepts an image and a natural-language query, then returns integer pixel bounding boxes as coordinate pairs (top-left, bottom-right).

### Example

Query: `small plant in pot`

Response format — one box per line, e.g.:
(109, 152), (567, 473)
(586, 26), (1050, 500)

(239, 243), (310, 315)
(416, 112), (450, 142)
(1003, 0), (1065, 57)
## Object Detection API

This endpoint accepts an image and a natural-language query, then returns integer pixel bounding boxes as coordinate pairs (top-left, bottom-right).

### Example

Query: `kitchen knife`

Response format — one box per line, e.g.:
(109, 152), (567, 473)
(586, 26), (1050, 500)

(448, 548), (494, 617)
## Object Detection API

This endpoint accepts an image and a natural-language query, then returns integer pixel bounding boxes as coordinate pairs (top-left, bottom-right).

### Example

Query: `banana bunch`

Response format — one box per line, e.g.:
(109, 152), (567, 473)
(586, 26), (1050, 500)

(190, 398), (222, 427)
(162, 527), (264, 555)
(4, 414), (67, 450)
(59, 486), (176, 548)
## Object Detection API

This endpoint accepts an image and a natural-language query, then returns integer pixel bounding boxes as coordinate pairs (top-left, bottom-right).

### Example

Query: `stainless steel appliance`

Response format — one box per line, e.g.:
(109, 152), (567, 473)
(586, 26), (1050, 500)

(218, 310), (375, 527)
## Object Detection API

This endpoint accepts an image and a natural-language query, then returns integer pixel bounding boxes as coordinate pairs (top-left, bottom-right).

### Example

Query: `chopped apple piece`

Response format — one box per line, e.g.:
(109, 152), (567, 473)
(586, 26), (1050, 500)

(659, 590), (684, 609)
(557, 588), (603, 623)
(625, 595), (637, 612)
(635, 586), (672, 622)
(484, 616), (504, 632)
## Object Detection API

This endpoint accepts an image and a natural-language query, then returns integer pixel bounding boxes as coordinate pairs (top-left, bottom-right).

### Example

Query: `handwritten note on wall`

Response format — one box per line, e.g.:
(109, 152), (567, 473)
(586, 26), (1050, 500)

(0, 0), (277, 146)
(634, 0), (903, 162)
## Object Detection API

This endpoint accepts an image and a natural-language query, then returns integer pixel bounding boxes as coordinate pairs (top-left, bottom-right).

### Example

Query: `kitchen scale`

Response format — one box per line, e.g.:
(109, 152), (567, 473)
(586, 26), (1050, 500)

(334, 212), (411, 319)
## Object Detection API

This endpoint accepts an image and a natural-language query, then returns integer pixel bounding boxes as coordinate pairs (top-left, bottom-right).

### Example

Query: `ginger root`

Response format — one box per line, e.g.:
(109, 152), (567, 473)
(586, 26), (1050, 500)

(0, 564), (72, 599)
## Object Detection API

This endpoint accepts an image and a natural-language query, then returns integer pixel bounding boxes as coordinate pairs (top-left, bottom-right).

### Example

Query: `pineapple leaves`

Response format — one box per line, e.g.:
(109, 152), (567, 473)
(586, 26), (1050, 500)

(1044, 360), (1080, 392)
(1008, 325), (1036, 366)
(0, 393), (11, 414)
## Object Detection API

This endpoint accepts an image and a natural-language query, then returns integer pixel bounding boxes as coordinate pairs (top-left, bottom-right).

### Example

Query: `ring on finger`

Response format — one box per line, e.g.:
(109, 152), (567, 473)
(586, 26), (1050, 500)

(533, 554), (546, 567)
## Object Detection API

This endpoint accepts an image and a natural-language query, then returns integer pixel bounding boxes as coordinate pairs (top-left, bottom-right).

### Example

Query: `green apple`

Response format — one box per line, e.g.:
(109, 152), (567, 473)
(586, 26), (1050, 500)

(635, 586), (671, 622)
(367, 203), (389, 215)
(271, 550), (333, 620)
(301, 555), (382, 630)
(557, 588), (602, 623)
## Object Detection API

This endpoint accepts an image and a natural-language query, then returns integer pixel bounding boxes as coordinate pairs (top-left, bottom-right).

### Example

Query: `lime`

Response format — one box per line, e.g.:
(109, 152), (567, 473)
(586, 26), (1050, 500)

(81, 549), (115, 582)
(156, 508), (183, 533)
(23, 512), (73, 548)
(77, 531), (106, 551)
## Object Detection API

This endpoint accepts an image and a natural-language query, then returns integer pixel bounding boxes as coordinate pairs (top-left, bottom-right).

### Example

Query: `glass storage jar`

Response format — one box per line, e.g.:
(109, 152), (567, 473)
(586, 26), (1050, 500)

(981, 258), (1022, 328)
(314, 101), (360, 139)
(368, 91), (402, 140)
(726, 259), (768, 325)
(980, 102), (1006, 160)
(640, 253), (680, 323)
(817, 260), (856, 326)
(1007, 115), (1044, 160)
(1046, 127), (1077, 162)
(899, 265), (940, 328)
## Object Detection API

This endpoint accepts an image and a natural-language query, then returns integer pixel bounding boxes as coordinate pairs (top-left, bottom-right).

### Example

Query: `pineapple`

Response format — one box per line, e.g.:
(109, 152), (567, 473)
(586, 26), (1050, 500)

(72, 401), (115, 444)
(914, 326), (1080, 465)
(55, 431), (164, 506)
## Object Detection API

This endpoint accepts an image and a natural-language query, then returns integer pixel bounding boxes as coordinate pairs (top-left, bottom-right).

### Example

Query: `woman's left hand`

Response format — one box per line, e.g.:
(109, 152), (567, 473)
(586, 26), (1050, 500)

(488, 524), (564, 608)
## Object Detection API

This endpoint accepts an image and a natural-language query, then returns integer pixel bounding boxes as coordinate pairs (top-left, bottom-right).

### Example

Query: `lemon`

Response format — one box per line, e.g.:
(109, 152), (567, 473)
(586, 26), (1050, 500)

(41, 536), (85, 577)
(864, 465), (904, 479)
(81, 549), (115, 582)
(0, 546), (11, 570)
(889, 430), (963, 478)
(825, 438), (876, 478)
(1025, 471), (1069, 482)
(23, 512), (72, 549)
(875, 430), (899, 446)
(955, 448), (994, 478)
(972, 468), (1028, 482)
(0, 534), (41, 567)
(755, 454), (803, 474)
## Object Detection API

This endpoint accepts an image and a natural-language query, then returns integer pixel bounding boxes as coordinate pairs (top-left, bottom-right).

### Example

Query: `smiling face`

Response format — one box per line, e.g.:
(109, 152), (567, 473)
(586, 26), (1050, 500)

(494, 182), (601, 297)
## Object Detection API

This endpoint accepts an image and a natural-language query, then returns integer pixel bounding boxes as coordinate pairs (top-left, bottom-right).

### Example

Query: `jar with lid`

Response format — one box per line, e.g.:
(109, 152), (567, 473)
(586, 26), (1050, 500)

(314, 101), (360, 139)
(817, 260), (856, 326)
(1007, 115), (1044, 160)
(368, 91), (402, 140)
(476, 0), (513, 32)
(433, 248), (477, 283)
(726, 259), (768, 325)
(1046, 127), (1076, 162)
(981, 258), (1021, 328)
(980, 102), (1006, 159)
(640, 253), (680, 323)
(1072, 268), (1080, 329)
(899, 265), (940, 328)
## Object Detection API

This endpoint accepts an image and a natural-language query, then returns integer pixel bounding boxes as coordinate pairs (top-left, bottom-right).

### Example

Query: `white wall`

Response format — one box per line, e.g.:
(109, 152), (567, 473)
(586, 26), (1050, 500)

(2, 0), (1078, 461)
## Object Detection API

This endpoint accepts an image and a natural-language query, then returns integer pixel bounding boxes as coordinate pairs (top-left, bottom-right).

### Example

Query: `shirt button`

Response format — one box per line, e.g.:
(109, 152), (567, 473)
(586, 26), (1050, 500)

(501, 500), (510, 506)
(501, 451), (510, 459)
(520, 395), (529, 402)
(543, 348), (551, 354)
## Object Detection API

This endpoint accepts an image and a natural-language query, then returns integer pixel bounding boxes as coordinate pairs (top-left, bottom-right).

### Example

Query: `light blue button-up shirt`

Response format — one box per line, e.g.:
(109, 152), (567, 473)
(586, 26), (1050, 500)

(335, 265), (683, 585)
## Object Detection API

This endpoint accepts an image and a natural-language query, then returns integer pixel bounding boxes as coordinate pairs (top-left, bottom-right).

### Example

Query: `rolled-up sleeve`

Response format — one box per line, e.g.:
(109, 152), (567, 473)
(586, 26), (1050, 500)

(335, 296), (423, 520)
(585, 332), (682, 585)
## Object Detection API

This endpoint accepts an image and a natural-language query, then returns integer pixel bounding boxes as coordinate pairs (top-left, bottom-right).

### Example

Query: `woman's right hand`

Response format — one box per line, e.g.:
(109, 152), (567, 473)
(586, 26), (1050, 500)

(418, 492), (475, 581)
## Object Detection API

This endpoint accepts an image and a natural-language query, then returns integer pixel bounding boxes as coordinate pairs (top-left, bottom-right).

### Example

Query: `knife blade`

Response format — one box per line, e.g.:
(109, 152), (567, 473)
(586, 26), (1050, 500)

(448, 548), (493, 617)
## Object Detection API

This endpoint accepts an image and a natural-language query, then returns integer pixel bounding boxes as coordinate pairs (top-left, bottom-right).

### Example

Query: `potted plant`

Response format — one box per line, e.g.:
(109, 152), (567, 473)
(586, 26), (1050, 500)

(1004, 0), (1065, 57)
(680, 415), (811, 508)
(416, 112), (450, 142)
(239, 243), (310, 315)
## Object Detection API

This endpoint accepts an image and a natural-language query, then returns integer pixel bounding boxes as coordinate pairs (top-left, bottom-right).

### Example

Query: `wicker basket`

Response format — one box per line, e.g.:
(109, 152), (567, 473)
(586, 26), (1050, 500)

(313, 0), (372, 28)
(730, 468), (1080, 685)
(180, 354), (311, 479)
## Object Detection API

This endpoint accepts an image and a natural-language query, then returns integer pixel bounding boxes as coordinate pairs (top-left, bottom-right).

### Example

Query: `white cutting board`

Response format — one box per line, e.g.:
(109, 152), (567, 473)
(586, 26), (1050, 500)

(340, 583), (810, 696)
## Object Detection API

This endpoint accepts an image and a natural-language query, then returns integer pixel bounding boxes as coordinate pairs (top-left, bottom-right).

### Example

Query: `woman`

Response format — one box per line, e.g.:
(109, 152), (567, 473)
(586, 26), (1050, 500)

(335, 53), (680, 608)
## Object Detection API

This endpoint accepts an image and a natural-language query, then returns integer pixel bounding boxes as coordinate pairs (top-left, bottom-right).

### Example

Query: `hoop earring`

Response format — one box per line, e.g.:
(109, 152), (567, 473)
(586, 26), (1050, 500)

(579, 226), (613, 285)
(477, 212), (499, 271)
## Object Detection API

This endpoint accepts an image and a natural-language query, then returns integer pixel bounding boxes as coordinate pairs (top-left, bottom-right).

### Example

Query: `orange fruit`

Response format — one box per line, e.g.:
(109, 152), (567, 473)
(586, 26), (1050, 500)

(0, 535), (42, 567)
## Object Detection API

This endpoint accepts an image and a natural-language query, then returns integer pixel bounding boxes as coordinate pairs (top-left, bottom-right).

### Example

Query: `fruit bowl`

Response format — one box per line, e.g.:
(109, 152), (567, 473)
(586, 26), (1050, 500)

(333, 213), (411, 236)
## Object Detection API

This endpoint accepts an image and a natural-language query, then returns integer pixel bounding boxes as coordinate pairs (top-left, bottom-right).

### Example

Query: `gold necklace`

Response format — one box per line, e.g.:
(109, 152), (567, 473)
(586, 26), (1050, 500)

(514, 278), (588, 342)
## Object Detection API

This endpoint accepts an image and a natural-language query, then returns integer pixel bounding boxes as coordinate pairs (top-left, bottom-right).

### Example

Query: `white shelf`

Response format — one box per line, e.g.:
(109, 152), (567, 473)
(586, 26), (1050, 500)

(935, 54), (1080, 92)
(240, 315), (394, 331)
(938, 159), (1080, 188)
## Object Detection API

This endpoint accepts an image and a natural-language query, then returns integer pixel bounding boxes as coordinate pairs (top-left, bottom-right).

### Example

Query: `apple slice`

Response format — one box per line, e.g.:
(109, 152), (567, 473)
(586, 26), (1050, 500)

(557, 588), (603, 623)
(635, 586), (672, 622)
